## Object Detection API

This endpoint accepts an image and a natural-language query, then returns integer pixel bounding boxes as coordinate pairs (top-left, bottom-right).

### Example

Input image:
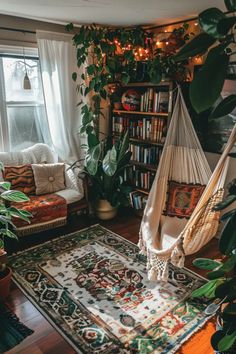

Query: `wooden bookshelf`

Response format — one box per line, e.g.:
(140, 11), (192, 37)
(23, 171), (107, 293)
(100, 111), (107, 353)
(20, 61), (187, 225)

(110, 81), (174, 215)
(130, 161), (157, 172)
(113, 109), (168, 117)
(129, 137), (164, 147)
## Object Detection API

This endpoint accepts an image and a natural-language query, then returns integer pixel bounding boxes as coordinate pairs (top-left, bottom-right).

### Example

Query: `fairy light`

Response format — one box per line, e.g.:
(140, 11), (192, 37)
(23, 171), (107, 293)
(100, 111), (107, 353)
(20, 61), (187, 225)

(156, 41), (160, 46)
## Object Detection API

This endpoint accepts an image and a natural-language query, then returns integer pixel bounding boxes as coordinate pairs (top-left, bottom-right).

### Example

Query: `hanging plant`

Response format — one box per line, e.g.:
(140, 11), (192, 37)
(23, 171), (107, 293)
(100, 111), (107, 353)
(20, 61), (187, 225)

(148, 23), (193, 84)
(66, 23), (152, 140)
(174, 1), (236, 114)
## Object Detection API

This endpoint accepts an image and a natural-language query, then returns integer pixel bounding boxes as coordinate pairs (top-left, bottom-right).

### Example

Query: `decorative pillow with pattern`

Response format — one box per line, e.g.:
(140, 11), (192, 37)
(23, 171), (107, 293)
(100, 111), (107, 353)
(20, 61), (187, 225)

(3, 164), (36, 195)
(32, 163), (65, 195)
(164, 181), (205, 219)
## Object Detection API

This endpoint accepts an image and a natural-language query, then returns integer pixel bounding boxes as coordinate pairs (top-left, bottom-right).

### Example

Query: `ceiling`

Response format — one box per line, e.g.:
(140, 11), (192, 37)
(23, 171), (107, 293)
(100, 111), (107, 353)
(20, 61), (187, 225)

(0, 0), (225, 26)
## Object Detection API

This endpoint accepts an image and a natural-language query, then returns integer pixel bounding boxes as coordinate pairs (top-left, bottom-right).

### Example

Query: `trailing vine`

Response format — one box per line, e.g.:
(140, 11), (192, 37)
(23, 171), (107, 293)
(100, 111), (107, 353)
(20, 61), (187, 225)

(66, 23), (191, 144)
(66, 23), (151, 142)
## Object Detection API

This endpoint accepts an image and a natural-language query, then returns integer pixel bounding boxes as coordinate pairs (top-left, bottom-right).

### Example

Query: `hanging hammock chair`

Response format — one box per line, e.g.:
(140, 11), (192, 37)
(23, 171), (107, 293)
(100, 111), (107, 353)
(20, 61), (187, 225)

(139, 88), (236, 282)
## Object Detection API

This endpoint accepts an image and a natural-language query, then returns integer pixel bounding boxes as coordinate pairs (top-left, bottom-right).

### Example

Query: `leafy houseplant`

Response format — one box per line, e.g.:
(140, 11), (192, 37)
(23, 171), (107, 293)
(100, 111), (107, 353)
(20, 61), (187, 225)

(0, 163), (31, 298)
(85, 130), (132, 219)
(174, 0), (236, 116)
(192, 179), (236, 353)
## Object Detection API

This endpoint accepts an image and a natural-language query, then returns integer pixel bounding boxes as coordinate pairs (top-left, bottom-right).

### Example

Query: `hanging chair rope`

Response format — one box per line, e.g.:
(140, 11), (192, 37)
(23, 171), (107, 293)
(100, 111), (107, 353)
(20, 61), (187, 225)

(139, 88), (236, 281)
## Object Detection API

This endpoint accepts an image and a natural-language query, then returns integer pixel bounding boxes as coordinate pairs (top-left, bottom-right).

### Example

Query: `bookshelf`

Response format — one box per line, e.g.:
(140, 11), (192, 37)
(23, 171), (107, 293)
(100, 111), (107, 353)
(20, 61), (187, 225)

(111, 81), (174, 215)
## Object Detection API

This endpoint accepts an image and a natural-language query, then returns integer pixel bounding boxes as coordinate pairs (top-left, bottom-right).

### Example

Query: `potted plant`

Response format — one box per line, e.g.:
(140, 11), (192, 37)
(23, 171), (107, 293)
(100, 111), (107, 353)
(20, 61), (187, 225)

(191, 179), (236, 353)
(0, 163), (31, 299)
(85, 130), (132, 220)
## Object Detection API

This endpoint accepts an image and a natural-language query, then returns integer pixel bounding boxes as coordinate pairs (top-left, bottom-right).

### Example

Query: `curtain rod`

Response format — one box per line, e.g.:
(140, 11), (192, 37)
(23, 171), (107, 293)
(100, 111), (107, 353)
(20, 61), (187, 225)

(0, 27), (36, 34)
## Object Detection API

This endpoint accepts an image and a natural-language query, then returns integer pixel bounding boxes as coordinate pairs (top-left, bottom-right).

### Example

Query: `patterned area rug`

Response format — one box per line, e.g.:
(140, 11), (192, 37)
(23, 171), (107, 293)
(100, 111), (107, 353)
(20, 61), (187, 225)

(9, 225), (210, 354)
(0, 302), (34, 353)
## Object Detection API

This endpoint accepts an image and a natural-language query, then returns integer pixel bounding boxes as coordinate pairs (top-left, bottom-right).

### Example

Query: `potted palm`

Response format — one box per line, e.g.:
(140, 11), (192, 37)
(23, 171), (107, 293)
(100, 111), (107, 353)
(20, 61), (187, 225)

(85, 130), (132, 220)
(0, 162), (31, 298)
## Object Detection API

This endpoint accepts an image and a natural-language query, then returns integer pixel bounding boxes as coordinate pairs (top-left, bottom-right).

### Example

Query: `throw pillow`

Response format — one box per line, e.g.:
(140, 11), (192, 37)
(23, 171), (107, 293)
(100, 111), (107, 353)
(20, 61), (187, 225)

(3, 164), (36, 195)
(32, 163), (65, 195)
(164, 181), (205, 219)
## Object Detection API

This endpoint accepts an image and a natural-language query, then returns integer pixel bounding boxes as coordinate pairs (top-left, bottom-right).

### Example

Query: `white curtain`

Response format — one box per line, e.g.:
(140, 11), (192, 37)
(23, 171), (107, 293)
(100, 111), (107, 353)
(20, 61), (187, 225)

(36, 31), (83, 163)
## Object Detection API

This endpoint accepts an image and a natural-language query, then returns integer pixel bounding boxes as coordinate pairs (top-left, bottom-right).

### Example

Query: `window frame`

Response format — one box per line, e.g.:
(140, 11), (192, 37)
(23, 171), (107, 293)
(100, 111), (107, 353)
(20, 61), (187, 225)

(0, 50), (47, 151)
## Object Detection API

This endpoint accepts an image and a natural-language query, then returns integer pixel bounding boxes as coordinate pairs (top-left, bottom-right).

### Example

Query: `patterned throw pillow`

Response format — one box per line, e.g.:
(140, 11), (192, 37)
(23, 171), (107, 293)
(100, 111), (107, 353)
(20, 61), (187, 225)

(3, 165), (36, 195)
(32, 163), (65, 195)
(164, 181), (205, 219)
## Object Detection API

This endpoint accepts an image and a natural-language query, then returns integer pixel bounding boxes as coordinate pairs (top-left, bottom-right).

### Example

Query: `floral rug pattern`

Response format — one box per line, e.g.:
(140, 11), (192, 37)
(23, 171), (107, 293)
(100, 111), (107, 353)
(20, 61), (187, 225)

(9, 225), (210, 353)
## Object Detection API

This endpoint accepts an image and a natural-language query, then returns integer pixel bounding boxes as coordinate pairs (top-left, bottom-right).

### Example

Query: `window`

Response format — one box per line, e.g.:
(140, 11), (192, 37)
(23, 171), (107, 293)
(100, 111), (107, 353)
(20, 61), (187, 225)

(0, 51), (51, 151)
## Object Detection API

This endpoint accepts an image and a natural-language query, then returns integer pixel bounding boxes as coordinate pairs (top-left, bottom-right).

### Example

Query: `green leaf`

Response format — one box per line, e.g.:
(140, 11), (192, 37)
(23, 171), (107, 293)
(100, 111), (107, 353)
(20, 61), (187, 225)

(191, 279), (220, 298)
(218, 16), (236, 35)
(221, 209), (236, 222)
(219, 213), (236, 255)
(0, 161), (4, 171)
(207, 269), (226, 280)
(65, 22), (74, 32)
(72, 72), (77, 82)
(199, 8), (225, 38)
(121, 72), (130, 85)
(190, 47), (229, 113)
(85, 143), (101, 176)
(0, 181), (11, 190)
(193, 258), (222, 270)
(218, 331), (236, 352)
(225, 0), (236, 11)
(1, 190), (29, 203)
(88, 132), (99, 148)
(174, 33), (216, 62)
(102, 146), (117, 176)
(0, 228), (18, 239)
(220, 255), (236, 272)
(87, 64), (96, 76)
(224, 303), (236, 316)
(210, 95), (236, 120)
(8, 207), (31, 223)
(211, 330), (226, 351)
(214, 194), (236, 211)
(117, 130), (129, 163)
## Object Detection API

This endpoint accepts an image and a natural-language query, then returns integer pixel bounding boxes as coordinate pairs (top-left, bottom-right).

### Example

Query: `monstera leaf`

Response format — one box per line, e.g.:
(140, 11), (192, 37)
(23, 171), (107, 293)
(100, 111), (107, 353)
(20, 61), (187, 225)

(102, 146), (117, 177)
(199, 8), (225, 38)
(190, 44), (229, 112)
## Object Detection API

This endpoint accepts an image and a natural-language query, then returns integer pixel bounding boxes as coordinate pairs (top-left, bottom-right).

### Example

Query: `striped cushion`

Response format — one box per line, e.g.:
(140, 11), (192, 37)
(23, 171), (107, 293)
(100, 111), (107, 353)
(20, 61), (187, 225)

(3, 165), (36, 195)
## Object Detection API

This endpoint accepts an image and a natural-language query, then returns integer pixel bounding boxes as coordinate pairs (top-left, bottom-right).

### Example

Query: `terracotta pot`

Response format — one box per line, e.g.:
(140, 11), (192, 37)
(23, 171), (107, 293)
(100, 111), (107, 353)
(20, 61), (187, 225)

(0, 267), (12, 299)
(95, 199), (118, 220)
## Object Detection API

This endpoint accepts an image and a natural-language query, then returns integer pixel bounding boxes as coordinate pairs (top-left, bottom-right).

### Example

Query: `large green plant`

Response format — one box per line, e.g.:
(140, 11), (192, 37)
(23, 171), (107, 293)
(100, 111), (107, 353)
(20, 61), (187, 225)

(192, 179), (236, 352)
(85, 130), (132, 207)
(66, 23), (149, 138)
(174, 0), (236, 115)
(0, 162), (31, 273)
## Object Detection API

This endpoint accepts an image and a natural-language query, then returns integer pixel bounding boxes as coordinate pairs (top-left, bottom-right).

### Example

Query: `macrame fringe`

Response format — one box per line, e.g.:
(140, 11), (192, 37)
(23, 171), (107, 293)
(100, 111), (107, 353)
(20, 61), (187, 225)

(17, 218), (67, 236)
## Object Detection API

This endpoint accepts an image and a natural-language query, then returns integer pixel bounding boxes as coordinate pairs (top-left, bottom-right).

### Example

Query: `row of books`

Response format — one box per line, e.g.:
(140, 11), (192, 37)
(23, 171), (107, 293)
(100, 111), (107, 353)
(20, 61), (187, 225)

(112, 116), (166, 143)
(140, 89), (169, 113)
(129, 191), (148, 210)
(124, 166), (156, 190)
(130, 144), (162, 165)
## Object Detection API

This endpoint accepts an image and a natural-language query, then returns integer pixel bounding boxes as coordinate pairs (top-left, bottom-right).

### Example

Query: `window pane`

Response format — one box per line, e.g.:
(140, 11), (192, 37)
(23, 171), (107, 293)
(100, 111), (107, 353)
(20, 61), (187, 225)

(2, 57), (44, 102)
(7, 105), (47, 151)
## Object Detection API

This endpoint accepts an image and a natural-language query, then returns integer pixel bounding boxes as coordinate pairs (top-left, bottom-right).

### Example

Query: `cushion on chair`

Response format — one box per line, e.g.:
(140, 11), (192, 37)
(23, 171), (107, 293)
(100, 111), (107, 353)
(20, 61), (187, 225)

(11, 193), (67, 229)
(32, 163), (65, 195)
(164, 181), (205, 219)
(3, 164), (36, 195)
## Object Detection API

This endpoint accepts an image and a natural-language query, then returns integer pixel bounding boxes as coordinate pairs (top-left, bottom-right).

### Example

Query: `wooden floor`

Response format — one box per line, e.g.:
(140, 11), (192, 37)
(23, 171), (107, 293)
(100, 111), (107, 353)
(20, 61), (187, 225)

(4, 210), (221, 354)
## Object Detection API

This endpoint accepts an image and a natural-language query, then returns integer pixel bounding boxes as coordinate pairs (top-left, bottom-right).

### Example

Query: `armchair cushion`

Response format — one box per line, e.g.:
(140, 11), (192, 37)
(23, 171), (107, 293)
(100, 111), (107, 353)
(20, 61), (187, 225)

(32, 163), (66, 195)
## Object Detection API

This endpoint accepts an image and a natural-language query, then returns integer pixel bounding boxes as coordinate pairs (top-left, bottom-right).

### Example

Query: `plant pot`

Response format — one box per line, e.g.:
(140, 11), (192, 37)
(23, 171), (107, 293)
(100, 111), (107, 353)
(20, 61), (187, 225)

(95, 199), (118, 220)
(0, 267), (12, 299)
